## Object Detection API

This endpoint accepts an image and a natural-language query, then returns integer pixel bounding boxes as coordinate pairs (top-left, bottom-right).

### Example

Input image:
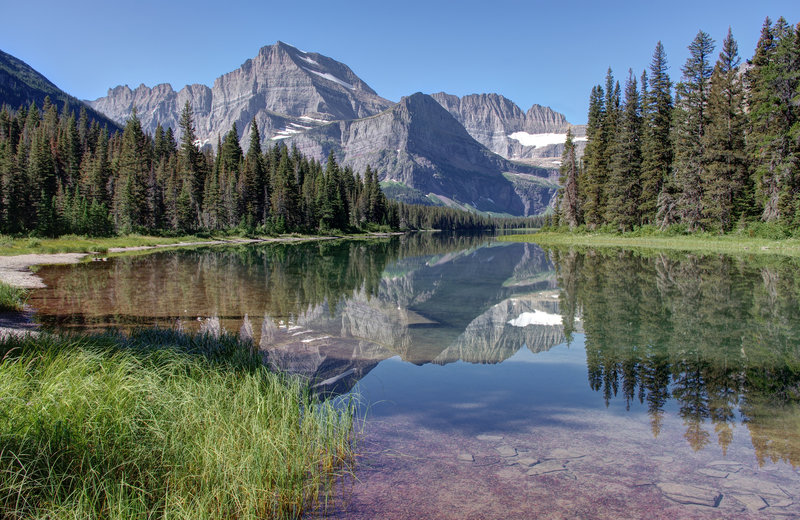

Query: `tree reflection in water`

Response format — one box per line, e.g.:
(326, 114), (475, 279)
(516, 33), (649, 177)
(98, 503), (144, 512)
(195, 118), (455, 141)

(552, 247), (800, 466)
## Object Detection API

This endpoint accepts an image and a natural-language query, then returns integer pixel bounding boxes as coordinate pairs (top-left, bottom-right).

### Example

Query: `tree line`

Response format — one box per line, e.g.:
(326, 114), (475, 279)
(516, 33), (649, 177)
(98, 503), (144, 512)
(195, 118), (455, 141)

(557, 16), (800, 233)
(0, 99), (498, 237)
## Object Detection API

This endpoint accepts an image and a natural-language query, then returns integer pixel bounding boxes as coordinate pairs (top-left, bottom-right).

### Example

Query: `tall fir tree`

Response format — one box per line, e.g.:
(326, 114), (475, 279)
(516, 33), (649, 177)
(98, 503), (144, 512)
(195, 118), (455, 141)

(240, 118), (267, 225)
(642, 42), (673, 225)
(113, 110), (151, 232)
(671, 30), (715, 230)
(178, 101), (205, 228)
(700, 28), (750, 230)
(558, 128), (581, 228)
(606, 70), (643, 230)
(746, 17), (799, 223)
(580, 84), (606, 227)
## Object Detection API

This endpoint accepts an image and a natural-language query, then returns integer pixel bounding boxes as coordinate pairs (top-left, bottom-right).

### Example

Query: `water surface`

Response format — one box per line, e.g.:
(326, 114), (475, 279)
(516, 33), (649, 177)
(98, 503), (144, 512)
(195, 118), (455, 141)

(31, 235), (800, 518)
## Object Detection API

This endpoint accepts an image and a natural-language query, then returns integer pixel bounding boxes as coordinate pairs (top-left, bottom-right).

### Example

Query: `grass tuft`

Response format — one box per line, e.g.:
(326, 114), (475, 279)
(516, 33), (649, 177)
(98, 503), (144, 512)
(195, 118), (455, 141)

(0, 281), (27, 311)
(0, 329), (356, 519)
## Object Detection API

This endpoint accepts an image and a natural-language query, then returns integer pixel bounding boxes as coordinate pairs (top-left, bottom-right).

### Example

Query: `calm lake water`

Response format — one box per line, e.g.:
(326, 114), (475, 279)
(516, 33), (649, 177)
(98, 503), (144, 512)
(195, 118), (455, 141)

(31, 234), (800, 519)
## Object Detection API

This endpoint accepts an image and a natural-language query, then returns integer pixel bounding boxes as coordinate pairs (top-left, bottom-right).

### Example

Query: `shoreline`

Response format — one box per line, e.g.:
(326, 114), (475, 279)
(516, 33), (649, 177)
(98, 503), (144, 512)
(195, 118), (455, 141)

(0, 233), (401, 337)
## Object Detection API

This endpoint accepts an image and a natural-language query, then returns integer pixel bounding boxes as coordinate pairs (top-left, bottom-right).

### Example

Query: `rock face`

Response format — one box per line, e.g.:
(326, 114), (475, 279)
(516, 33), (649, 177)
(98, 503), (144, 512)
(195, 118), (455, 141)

(288, 92), (557, 215)
(88, 42), (569, 215)
(431, 92), (586, 166)
(0, 49), (120, 131)
(89, 41), (392, 148)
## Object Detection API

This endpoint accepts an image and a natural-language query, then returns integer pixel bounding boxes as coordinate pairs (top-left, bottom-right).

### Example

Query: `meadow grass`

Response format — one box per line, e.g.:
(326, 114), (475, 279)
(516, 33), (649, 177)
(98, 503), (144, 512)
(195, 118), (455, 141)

(0, 281), (27, 311)
(0, 329), (356, 519)
(499, 231), (800, 257)
(0, 233), (228, 256)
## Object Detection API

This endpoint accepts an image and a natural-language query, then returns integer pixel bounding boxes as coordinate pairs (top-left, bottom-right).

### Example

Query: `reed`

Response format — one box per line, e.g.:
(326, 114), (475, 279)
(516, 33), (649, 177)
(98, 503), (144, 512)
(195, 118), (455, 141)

(0, 329), (355, 519)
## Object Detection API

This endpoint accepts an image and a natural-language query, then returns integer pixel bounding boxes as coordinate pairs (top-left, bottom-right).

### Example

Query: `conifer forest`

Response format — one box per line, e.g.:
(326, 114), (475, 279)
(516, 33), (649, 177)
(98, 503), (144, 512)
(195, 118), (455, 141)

(557, 16), (800, 233)
(0, 101), (497, 238)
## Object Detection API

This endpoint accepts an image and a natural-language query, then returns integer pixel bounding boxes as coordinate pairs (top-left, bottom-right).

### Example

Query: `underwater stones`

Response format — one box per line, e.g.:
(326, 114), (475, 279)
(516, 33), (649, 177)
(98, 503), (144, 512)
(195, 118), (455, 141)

(495, 445), (517, 458)
(697, 468), (729, 479)
(656, 482), (722, 507)
(526, 460), (567, 476)
(729, 494), (768, 511)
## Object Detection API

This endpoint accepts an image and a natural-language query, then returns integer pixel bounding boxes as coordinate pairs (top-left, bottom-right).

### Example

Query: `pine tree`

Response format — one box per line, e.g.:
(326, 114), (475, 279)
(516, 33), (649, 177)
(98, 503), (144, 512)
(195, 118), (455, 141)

(700, 28), (749, 230)
(580, 84), (606, 227)
(746, 17), (799, 223)
(642, 42), (673, 225)
(240, 118), (266, 225)
(606, 70), (642, 230)
(558, 128), (580, 228)
(671, 30), (715, 230)
(178, 101), (204, 227)
(113, 111), (151, 232)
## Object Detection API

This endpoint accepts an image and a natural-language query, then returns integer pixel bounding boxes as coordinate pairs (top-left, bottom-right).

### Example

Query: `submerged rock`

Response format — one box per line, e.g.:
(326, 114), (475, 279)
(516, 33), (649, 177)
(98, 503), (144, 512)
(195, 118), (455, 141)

(656, 482), (722, 507)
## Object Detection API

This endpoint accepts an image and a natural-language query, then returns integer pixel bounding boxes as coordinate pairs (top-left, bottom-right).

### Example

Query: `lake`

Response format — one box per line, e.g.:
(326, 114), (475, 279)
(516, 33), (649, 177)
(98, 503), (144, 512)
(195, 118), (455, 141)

(30, 234), (800, 519)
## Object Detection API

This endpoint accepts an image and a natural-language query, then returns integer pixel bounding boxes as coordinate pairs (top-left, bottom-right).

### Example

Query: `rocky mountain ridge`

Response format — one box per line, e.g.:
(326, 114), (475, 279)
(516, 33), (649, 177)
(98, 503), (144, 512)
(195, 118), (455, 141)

(85, 41), (577, 215)
(89, 42), (392, 148)
(431, 92), (586, 166)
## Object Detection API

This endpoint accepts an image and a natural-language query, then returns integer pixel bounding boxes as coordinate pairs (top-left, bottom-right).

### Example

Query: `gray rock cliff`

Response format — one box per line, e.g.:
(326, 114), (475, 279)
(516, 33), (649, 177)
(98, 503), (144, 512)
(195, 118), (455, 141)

(88, 41), (392, 148)
(431, 92), (586, 165)
(287, 93), (558, 215)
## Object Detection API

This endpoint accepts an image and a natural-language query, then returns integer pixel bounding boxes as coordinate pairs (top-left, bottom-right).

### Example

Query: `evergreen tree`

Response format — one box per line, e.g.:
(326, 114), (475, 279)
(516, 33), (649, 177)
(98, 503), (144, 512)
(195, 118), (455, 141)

(113, 111), (151, 232)
(606, 70), (643, 230)
(178, 101), (204, 227)
(747, 17), (799, 223)
(642, 42), (673, 225)
(671, 30), (716, 230)
(580, 84), (606, 227)
(240, 118), (266, 225)
(701, 28), (749, 230)
(558, 128), (580, 228)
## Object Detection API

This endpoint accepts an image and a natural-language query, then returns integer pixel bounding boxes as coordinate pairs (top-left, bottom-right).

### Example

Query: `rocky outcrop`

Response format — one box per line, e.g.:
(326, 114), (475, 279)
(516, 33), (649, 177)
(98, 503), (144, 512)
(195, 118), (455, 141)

(288, 93), (556, 215)
(431, 92), (586, 164)
(89, 41), (392, 149)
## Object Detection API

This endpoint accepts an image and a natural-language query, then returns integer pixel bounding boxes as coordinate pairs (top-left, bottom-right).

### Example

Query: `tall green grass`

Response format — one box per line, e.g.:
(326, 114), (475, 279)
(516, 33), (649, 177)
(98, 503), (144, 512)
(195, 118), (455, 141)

(0, 329), (355, 519)
(0, 281), (27, 311)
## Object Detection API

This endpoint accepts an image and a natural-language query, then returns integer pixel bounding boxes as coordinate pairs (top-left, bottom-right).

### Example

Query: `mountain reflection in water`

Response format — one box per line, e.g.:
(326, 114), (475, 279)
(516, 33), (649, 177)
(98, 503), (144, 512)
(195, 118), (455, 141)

(30, 235), (800, 466)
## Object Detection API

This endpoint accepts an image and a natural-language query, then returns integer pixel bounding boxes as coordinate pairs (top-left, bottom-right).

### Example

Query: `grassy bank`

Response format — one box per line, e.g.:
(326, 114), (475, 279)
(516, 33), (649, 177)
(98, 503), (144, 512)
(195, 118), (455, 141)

(0, 281), (27, 311)
(499, 231), (800, 257)
(0, 233), (233, 256)
(0, 329), (355, 519)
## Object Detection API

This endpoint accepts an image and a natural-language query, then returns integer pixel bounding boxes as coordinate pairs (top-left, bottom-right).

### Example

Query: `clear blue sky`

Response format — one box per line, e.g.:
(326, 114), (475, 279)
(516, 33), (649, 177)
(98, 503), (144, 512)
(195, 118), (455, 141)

(2, 0), (797, 124)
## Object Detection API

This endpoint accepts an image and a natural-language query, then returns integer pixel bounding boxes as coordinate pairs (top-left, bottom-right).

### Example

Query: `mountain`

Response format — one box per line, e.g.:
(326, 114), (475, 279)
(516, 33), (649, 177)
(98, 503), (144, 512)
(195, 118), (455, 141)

(431, 92), (586, 168)
(286, 92), (558, 215)
(89, 42), (567, 215)
(0, 49), (120, 130)
(89, 41), (392, 148)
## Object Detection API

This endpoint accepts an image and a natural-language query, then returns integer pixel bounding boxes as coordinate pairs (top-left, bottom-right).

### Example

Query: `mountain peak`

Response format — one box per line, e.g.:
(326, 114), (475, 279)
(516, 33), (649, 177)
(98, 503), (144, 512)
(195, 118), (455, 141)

(89, 42), (392, 145)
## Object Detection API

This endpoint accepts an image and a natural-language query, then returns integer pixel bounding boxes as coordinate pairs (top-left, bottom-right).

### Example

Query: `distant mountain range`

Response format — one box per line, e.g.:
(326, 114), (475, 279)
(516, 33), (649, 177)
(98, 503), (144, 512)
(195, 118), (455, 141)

(0, 50), (120, 131)
(1, 42), (585, 216)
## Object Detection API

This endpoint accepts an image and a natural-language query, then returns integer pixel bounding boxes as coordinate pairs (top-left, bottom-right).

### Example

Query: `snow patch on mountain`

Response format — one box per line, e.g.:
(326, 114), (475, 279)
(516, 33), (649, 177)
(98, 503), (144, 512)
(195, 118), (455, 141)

(508, 132), (587, 148)
(298, 55), (319, 66)
(303, 68), (355, 90)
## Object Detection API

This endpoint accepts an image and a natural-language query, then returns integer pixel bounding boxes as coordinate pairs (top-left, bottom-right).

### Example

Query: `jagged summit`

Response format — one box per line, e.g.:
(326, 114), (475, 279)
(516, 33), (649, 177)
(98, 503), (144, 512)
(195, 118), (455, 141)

(430, 91), (585, 165)
(287, 92), (556, 215)
(88, 41), (392, 147)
